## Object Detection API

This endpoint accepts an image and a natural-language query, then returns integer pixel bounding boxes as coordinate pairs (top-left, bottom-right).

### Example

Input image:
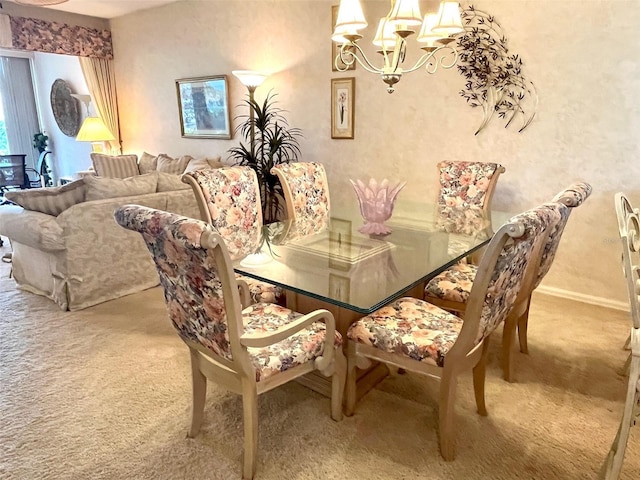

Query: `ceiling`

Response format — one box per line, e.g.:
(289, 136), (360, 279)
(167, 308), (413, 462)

(11, 0), (181, 19)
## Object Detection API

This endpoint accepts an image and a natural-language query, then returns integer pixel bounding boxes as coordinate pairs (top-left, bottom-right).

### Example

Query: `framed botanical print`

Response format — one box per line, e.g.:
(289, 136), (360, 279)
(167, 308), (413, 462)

(331, 77), (355, 139)
(176, 75), (231, 139)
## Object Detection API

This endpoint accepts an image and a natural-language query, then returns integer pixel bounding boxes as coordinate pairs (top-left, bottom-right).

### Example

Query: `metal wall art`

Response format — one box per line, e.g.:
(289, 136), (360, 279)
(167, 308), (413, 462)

(456, 5), (538, 135)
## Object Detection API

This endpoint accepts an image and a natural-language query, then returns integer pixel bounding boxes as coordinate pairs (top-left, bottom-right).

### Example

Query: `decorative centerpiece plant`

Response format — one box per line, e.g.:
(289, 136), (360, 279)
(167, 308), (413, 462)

(228, 92), (302, 224)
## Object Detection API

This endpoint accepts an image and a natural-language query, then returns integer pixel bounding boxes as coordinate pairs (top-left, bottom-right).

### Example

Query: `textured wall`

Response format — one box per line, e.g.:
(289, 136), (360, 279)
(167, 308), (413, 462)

(110, 0), (640, 307)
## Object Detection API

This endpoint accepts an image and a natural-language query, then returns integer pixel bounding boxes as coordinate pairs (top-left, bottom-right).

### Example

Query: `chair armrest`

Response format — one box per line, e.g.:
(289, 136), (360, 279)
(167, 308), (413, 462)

(236, 278), (251, 308)
(240, 308), (337, 372)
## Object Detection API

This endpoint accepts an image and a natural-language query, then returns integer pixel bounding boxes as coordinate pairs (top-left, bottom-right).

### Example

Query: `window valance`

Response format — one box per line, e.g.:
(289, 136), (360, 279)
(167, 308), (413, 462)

(1, 14), (112, 59)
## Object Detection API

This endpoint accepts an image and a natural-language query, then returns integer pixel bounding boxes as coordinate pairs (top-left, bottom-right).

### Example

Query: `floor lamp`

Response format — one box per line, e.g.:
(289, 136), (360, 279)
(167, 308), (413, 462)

(231, 70), (271, 266)
(231, 70), (268, 157)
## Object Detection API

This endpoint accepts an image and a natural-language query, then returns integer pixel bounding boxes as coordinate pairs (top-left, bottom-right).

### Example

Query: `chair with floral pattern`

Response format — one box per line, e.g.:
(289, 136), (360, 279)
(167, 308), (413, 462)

(425, 182), (592, 381)
(601, 192), (640, 479)
(270, 162), (331, 237)
(435, 160), (506, 239)
(182, 166), (283, 305)
(114, 205), (345, 480)
(514, 182), (592, 355)
(345, 205), (551, 461)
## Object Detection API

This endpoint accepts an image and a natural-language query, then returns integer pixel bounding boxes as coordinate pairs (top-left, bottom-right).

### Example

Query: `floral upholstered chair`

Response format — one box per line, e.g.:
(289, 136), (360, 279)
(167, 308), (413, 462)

(345, 205), (549, 461)
(182, 167), (283, 305)
(435, 160), (506, 239)
(270, 162), (331, 238)
(425, 182), (592, 381)
(601, 192), (640, 480)
(114, 205), (345, 480)
(513, 182), (592, 355)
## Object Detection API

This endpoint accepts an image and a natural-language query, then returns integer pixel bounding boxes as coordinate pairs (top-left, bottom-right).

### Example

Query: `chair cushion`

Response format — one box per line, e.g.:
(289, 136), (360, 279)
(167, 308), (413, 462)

(242, 302), (342, 381)
(236, 274), (283, 304)
(424, 263), (478, 303)
(4, 178), (86, 216)
(91, 153), (140, 178)
(347, 297), (463, 367)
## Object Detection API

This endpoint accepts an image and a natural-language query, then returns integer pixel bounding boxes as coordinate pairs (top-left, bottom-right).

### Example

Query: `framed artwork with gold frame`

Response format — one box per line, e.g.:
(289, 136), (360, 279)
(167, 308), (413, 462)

(331, 77), (355, 139)
(176, 75), (231, 139)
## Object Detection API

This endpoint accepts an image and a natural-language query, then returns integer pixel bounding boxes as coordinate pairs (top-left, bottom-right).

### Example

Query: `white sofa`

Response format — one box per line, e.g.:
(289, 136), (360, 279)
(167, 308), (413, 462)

(0, 173), (201, 310)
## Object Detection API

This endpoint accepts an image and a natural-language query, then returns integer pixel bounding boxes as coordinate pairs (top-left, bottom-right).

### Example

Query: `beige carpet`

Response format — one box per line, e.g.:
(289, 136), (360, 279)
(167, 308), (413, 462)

(0, 240), (638, 480)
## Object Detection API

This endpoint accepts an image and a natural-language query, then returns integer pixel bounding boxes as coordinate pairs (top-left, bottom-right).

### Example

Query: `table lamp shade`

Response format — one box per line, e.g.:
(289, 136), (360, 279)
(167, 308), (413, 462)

(76, 116), (115, 142)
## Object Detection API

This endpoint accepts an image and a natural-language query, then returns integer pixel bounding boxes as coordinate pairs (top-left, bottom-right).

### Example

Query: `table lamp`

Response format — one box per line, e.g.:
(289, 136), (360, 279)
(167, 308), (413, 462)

(76, 116), (115, 153)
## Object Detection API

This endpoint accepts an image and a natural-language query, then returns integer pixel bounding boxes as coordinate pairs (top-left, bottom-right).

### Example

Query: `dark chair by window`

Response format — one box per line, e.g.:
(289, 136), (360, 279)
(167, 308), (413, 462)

(0, 154), (28, 193)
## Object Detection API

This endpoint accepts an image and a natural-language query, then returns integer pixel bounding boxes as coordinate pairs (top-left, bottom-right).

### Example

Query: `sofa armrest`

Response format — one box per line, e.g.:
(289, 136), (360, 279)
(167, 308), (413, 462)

(0, 205), (65, 251)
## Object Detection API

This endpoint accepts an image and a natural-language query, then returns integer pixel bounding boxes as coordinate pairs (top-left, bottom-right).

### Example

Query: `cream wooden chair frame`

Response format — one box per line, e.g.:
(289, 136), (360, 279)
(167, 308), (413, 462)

(115, 205), (345, 480)
(426, 204), (561, 382)
(601, 192), (640, 479)
(346, 209), (549, 461)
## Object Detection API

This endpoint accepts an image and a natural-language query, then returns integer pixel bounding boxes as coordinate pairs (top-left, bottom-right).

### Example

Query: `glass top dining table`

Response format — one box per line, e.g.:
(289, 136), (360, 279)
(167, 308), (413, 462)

(233, 200), (514, 316)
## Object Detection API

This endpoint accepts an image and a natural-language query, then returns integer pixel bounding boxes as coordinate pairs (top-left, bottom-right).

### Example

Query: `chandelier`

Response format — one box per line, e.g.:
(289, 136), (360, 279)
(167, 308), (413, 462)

(332, 0), (464, 93)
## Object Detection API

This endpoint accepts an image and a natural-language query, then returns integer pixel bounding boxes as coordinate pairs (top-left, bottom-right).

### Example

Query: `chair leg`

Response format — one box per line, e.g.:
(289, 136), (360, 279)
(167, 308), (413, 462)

(517, 297), (531, 354)
(241, 380), (259, 480)
(502, 316), (517, 383)
(438, 370), (458, 461)
(473, 338), (490, 416)
(344, 342), (358, 417)
(601, 356), (640, 480)
(188, 349), (207, 438)
(331, 348), (346, 421)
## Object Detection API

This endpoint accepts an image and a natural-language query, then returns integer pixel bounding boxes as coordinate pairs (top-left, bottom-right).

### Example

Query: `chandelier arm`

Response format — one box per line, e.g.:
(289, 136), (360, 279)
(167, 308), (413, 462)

(336, 42), (385, 74)
(402, 46), (459, 75)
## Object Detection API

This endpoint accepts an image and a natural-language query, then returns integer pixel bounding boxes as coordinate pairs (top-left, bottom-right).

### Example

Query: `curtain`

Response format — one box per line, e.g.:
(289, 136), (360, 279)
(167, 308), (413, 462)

(79, 57), (121, 154)
(0, 56), (39, 170)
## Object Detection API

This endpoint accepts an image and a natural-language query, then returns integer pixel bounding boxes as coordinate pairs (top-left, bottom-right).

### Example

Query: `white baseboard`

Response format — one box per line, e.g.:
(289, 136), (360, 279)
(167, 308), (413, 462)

(535, 285), (629, 312)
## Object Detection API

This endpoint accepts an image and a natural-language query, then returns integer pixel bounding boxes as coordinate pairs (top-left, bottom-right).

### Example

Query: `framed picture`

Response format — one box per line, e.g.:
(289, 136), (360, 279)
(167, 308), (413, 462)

(332, 5), (355, 72)
(176, 75), (231, 139)
(331, 77), (355, 139)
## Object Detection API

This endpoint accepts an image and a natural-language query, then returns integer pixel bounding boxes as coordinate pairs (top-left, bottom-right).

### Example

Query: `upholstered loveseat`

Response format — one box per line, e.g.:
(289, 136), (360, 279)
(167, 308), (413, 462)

(0, 152), (220, 310)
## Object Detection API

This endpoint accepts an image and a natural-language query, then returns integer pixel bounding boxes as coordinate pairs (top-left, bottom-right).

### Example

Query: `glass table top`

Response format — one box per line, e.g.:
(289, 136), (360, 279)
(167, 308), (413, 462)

(233, 202), (513, 315)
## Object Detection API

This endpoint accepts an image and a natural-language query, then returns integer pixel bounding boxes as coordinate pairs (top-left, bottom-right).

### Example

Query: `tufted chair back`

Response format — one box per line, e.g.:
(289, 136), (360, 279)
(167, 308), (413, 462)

(271, 162), (331, 237)
(436, 160), (506, 236)
(182, 166), (262, 260)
